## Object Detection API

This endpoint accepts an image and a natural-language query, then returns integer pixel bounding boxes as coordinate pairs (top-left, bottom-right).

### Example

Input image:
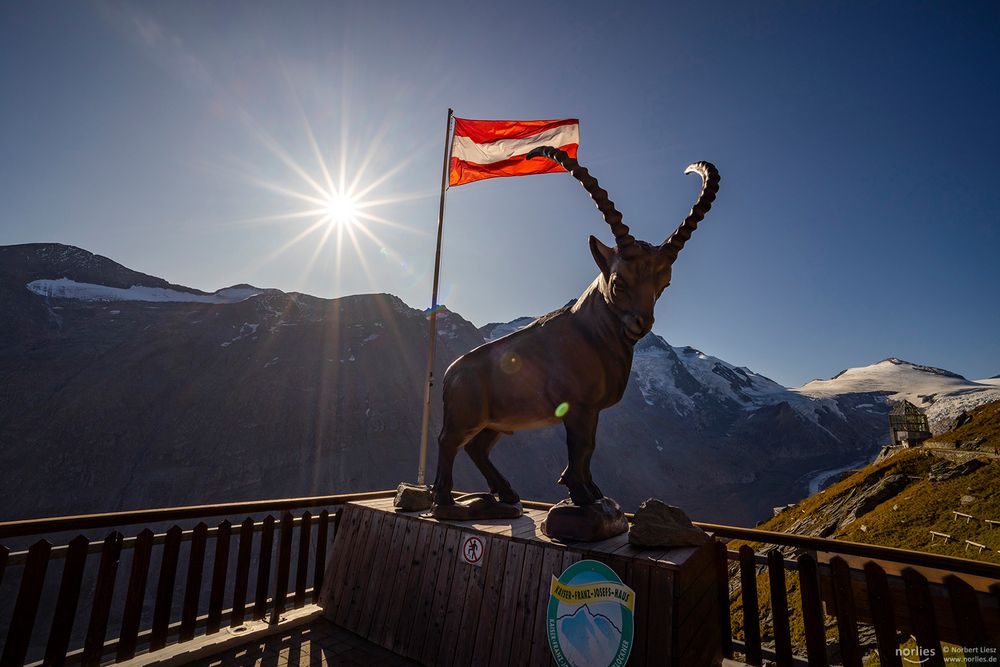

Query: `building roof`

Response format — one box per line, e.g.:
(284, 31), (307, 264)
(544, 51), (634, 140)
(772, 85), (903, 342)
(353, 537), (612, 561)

(889, 399), (927, 416)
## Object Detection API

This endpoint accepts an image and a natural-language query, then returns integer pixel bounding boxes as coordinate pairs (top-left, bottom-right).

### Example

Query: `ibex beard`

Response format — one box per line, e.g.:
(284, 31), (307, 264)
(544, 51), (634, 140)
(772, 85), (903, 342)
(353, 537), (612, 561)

(431, 146), (720, 514)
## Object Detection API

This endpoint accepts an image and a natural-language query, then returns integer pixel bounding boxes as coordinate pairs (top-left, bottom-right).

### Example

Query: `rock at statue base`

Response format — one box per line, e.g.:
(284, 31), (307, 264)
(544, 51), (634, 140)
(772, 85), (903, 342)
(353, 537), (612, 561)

(628, 498), (709, 548)
(541, 497), (629, 542)
(393, 482), (433, 512)
(428, 492), (523, 520)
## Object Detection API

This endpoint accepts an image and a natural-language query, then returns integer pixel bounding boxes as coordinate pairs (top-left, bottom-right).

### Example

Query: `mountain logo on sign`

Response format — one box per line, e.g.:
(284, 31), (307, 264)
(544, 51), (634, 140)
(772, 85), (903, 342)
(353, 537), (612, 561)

(547, 560), (634, 667)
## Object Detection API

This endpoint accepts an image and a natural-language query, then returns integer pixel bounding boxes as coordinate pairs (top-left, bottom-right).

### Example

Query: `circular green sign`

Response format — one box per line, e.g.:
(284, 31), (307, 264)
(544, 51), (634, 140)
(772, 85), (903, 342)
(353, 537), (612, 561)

(547, 559), (635, 667)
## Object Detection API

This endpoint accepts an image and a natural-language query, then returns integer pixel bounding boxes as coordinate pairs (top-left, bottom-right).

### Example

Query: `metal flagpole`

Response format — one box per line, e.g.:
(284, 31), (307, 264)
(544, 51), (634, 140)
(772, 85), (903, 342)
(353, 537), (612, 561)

(417, 107), (454, 486)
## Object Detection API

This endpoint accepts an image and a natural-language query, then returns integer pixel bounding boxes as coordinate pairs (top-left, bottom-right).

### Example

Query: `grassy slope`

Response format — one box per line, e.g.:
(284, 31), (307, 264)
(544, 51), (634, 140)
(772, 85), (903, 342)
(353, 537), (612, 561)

(727, 400), (1000, 661)
(763, 398), (1000, 562)
(925, 399), (1000, 451)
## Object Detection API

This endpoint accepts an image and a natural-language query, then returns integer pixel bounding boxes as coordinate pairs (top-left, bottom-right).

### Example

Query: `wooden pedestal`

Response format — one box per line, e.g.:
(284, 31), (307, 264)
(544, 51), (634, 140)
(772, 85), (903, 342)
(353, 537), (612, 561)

(319, 499), (722, 666)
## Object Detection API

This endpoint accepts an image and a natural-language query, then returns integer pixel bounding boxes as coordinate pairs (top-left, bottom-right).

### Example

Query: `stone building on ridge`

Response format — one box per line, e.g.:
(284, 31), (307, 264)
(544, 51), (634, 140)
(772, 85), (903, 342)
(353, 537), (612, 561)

(888, 399), (932, 447)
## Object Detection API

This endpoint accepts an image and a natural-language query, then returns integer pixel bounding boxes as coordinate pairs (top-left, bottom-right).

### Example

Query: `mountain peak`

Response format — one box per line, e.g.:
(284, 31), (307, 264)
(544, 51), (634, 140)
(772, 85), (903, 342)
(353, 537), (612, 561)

(874, 358), (967, 381)
(1, 242), (177, 292)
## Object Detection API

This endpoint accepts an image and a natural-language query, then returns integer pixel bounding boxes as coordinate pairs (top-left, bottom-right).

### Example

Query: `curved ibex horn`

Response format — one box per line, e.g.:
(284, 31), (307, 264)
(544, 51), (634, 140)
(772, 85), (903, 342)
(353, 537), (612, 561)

(661, 161), (720, 263)
(527, 146), (635, 251)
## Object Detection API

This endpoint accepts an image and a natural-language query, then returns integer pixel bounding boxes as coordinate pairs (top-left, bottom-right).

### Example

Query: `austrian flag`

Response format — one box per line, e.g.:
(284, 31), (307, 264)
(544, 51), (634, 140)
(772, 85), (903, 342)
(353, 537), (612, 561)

(449, 117), (580, 187)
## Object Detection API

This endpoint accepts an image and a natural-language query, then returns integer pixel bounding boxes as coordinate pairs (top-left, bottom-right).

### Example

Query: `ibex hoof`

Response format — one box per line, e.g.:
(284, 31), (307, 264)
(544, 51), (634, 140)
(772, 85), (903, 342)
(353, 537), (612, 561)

(430, 493), (523, 521)
(497, 490), (521, 505)
(542, 497), (628, 542)
(569, 488), (599, 506)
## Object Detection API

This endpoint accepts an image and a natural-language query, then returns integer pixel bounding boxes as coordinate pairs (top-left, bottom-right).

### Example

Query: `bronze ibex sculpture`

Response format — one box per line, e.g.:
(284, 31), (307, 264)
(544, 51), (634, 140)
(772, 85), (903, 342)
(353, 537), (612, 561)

(432, 146), (719, 514)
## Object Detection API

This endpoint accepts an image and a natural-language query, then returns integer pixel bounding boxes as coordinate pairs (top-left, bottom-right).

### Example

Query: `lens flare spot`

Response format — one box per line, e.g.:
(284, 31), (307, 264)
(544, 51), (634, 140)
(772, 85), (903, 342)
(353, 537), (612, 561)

(500, 352), (522, 374)
(555, 402), (570, 418)
(425, 304), (447, 319)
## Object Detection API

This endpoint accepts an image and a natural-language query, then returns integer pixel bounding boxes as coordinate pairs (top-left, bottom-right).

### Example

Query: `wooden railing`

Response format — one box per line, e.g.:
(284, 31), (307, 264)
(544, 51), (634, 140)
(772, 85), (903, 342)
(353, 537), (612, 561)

(0, 491), (395, 666)
(702, 522), (1000, 667)
(4, 494), (999, 666)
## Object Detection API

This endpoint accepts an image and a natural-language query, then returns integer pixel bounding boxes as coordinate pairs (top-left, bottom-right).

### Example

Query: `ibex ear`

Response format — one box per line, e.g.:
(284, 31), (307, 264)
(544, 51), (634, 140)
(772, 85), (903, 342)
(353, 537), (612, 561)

(589, 235), (613, 279)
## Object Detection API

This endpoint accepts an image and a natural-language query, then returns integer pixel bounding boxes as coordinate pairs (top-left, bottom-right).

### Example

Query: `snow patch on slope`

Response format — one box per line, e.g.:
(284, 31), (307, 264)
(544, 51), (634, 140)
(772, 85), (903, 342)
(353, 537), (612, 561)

(483, 316), (535, 341)
(221, 322), (259, 347)
(28, 278), (262, 304)
(632, 338), (695, 413)
(672, 344), (788, 405)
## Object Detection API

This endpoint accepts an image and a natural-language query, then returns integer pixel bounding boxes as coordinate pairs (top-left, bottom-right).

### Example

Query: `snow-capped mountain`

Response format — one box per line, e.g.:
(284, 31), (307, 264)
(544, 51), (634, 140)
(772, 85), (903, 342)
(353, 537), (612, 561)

(632, 337), (788, 410)
(794, 358), (1000, 432)
(1, 243), (994, 526)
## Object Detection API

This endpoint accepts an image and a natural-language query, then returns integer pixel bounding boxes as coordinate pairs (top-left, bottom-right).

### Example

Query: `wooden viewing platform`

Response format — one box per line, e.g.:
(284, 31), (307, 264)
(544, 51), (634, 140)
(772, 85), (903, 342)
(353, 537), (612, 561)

(318, 498), (722, 667)
(4, 489), (1000, 666)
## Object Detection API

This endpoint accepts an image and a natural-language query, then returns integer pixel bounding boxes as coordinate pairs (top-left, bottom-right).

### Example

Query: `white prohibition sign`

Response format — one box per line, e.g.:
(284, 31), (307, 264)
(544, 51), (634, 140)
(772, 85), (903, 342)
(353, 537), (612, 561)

(461, 534), (485, 567)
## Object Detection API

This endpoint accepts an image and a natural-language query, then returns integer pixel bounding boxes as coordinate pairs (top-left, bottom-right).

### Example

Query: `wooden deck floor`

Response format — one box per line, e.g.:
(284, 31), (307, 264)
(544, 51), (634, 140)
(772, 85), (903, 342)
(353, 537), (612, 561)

(191, 617), (418, 667)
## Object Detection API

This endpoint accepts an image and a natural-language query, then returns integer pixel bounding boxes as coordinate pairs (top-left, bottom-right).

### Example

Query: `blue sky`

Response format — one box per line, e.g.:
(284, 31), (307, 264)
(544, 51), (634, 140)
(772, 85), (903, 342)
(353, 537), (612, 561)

(2, 2), (998, 386)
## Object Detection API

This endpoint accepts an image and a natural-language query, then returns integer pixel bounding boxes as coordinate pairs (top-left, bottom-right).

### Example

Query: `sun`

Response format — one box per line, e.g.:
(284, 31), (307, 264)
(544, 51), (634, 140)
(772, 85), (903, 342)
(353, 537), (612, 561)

(325, 192), (358, 227)
(222, 101), (434, 296)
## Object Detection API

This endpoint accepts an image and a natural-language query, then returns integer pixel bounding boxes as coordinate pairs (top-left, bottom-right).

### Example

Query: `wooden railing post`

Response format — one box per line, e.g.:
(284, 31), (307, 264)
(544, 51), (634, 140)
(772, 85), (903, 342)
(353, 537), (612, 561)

(253, 515), (275, 621)
(313, 509), (330, 603)
(944, 574), (987, 648)
(830, 556), (862, 667)
(1, 539), (52, 667)
(207, 519), (232, 634)
(715, 541), (733, 659)
(44, 535), (90, 665)
(230, 517), (254, 627)
(864, 561), (901, 667)
(82, 531), (124, 666)
(179, 522), (209, 642)
(796, 553), (827, 667)
(116, 528), (154, 661)
(738, 544), (762, 666)
(150, 525), (183, 650)
(766, 549), (793, 667)
(294, 511), (312, 608)
(270, 512), (294, 624)
(903, 567), (944, 666)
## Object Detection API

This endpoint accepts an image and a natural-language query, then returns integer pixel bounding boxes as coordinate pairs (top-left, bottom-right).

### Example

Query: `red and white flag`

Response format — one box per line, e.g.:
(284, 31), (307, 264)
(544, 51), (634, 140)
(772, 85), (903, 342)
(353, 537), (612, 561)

(449, 117), (579, 187)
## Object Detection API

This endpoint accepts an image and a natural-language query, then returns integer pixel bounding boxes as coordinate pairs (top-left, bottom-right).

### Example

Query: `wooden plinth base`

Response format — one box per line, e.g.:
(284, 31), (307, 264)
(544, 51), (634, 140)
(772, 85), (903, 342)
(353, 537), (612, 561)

(319, 498), (722, 666)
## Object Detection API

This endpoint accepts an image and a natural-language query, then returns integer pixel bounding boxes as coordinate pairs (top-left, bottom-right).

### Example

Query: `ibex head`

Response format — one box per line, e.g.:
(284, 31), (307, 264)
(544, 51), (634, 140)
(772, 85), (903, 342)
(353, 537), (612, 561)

(527, 147), (720, 343)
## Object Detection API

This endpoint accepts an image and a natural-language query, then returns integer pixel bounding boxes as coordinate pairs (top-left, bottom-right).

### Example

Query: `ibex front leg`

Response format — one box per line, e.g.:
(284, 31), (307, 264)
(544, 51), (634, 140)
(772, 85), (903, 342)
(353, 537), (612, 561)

(562, 408), (600, 506)
(583, 447), (603, 501)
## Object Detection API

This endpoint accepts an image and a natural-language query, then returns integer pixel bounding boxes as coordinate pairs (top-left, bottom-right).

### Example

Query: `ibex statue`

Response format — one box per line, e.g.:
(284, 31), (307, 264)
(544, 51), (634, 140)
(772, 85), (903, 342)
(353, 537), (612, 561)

(432, 146), (720, 514)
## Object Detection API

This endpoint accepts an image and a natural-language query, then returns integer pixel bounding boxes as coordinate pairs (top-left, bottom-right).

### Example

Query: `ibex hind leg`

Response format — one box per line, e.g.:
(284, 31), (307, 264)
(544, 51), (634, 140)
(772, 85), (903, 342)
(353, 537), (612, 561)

(433, 425), (476, 506)
(465, 429), (520, 505)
